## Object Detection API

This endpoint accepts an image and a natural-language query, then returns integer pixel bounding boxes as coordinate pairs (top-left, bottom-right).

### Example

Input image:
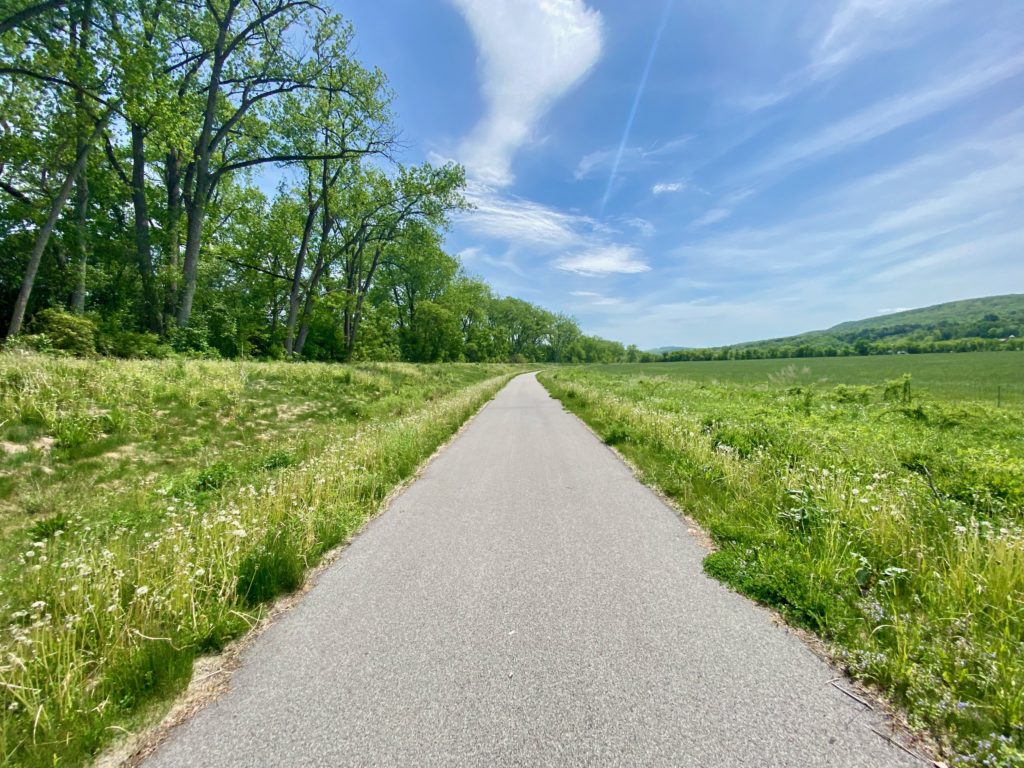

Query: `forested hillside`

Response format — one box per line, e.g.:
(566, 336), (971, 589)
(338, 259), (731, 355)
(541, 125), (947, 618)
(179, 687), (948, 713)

(659, 295), (1024, 361)
(0, 2), (626, 364)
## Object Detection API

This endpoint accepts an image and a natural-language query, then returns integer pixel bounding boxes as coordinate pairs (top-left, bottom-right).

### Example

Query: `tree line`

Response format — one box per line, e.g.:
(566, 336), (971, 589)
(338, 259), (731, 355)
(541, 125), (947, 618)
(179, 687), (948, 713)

(655, 336), (1023, 363)
(0, 0), (628, 363)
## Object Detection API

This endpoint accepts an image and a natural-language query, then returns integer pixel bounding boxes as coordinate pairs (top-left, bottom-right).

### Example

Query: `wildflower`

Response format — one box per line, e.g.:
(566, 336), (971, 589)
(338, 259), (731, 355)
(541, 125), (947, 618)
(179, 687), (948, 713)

(135, 586), (149, 597)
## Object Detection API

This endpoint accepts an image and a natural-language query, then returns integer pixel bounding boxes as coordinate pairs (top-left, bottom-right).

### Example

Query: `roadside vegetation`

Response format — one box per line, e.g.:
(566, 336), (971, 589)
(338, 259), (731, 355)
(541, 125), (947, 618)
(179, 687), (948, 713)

(0, 352), (517, 767)
(541, 356), (1023, 767)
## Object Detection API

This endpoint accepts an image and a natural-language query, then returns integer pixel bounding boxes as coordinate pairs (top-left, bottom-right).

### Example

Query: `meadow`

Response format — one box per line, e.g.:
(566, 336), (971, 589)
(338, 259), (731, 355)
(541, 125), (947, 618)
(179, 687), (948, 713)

(540, 352), (1023, 768)
(0, 353), (518, 766)
(601, 351), (1024, 406)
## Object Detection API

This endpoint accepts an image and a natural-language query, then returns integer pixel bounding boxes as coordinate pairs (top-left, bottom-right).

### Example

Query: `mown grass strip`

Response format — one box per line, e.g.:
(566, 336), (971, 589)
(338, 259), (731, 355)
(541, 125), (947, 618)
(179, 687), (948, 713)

(539, 368), (1023, 768)
(0, 369), (514, 767)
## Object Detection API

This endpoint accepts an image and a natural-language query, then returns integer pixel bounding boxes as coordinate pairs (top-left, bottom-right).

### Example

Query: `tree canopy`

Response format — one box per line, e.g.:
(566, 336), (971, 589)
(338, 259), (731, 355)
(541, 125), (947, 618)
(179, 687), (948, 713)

(0, 0), (627, 363)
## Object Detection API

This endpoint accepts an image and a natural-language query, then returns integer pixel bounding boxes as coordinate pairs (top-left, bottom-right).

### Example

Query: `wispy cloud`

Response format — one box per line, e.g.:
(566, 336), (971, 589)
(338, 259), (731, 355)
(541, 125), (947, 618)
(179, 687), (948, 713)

(652, 181), (684, 195)
(624, 217), (656, 237)
(600, 0), (675, 210)
(735, 0), (953, 111)
(681, 121), (1024, 295)
(556, 245), (650, 276)
(812, 0), (947, 77)
(690, 189), (753, 227)
(570, 290), (623, 305)
(574, 135), (690, 181)
(752, 48), (1024, 177)
(451, 0), (603, 187)
(457, 183), (649, 278)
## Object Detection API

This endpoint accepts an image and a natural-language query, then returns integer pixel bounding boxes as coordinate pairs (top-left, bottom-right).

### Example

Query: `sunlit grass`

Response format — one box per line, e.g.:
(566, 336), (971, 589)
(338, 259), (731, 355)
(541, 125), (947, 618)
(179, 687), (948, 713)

(0, 353), (516, 767)
(540, 366), (1023, 767)
(596, 351), (1024, 406)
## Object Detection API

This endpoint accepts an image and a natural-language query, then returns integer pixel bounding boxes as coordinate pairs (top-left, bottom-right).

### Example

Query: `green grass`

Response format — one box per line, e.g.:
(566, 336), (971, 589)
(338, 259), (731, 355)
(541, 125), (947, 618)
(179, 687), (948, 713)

(540, 360), (1023, 768)
(611, 351), (1024, 405)
(0, 353), (519, 767)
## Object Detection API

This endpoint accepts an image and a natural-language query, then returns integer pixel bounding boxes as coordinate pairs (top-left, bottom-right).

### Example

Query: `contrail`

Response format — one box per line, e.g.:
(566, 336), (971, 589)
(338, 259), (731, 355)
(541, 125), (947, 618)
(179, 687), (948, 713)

(601, 0), (674, 212)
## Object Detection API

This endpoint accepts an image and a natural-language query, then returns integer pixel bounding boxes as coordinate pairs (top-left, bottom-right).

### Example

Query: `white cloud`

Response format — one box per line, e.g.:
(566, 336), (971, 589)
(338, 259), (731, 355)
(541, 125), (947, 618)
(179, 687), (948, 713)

(459, 181), (594, 247)
(652, 182), (684, 195)
(555, 245), (650, 276)
(575, 148), (625, 180)
(574, 136), (691, 180)
(754, 49), (1024, 177)
(692, 209), (729, 227)
(570, 290), (623, 306)
(624, 217), (655, 237)
(676, 121), (1024, 303)
(452, 0), (603, 186)
(457, 183), (649, 278)
(812, 0), (947, 76)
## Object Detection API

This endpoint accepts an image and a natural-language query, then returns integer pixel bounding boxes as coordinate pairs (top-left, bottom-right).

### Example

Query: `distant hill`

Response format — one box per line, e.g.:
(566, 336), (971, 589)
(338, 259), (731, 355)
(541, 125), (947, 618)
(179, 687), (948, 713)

(646, 346), (689, 355)
(658, 295), (1024, 361)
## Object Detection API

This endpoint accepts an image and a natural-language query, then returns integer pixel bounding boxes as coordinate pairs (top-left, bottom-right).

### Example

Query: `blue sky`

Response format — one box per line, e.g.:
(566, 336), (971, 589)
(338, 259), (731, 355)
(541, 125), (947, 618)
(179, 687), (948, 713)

(337, 0), (1024, 348)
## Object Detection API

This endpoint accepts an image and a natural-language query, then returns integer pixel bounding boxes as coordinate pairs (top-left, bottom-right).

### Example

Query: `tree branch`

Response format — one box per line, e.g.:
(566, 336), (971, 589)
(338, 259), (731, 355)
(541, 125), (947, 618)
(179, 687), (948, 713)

(0, 0), (68, 35)
(0, 179), (33, 204)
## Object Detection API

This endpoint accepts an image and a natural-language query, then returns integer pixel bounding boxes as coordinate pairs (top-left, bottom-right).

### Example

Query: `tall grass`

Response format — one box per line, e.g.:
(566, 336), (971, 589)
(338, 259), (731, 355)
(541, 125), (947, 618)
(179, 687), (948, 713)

(541, 369), (1023, 768)
(0, 353), (515, 766)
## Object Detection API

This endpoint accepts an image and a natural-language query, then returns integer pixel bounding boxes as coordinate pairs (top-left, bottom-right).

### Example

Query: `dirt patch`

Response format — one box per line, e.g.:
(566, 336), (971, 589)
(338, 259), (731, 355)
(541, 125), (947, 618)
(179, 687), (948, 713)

(275, 402), (316, 421)
(101, 444), (150, 462)
(1, 436), (55, 455)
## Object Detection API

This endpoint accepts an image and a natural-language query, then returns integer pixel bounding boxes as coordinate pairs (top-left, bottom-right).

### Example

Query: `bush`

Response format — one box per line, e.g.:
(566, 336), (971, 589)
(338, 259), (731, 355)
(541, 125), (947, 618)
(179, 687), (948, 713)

(97, 329), (173, 359)
(28, 309), (96, 356)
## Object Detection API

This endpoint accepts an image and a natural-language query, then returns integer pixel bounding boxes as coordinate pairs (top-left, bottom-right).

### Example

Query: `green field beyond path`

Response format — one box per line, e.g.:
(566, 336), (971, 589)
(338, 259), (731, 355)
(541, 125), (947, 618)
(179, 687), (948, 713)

(540, 355), (1023, 767)
(604, 351), (1023, 406)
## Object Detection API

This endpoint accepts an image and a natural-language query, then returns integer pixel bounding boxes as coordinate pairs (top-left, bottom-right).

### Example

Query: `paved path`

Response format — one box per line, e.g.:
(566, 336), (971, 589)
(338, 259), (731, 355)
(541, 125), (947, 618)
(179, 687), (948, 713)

(147, 374), (920, 767)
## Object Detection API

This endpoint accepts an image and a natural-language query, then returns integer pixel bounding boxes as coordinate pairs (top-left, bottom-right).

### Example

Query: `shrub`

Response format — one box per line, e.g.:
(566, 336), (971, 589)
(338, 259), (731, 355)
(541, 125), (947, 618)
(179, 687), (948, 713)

(97, 329), (173, 359)
(28, 309), (96, 356)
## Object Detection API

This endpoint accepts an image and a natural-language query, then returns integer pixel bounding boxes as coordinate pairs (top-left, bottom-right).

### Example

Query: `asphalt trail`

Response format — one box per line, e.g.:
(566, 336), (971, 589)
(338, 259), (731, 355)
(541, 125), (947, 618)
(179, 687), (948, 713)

(147, 373), (920, 767)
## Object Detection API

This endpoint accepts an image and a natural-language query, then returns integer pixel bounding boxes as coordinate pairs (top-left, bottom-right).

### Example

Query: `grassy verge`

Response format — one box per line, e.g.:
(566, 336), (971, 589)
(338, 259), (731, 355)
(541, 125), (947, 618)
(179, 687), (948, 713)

(0, 353), (517, 767)
(539, 366), (1023, 768)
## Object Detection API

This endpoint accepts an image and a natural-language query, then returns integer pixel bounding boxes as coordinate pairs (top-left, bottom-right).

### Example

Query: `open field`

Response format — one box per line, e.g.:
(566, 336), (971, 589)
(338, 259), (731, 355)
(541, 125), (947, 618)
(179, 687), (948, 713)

(0, 353), (517, 767)
(540, 360), (1024, 767)
(604, 351), (1024, 406)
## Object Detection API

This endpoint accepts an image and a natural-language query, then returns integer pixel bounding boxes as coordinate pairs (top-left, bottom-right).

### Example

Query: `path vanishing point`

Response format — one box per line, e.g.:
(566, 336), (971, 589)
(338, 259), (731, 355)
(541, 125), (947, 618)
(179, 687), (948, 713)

(146, 374), (922, 767)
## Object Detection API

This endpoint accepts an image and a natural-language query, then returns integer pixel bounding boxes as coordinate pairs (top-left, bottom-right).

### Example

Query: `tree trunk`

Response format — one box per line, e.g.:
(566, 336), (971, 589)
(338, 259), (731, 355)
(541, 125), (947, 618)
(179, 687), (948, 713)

(7, 118), (103, 337)
(176, 182), (207, 327)
(164, 149), (182, 321)
(131, 122), (160, 332)
(285, 196), (319, 355)
(69, 1), (91, 314)
(293, 166), (333, 357)
(293, 233), (329, 357)
(176, 12), (229, 329)
(69, 150), (88, 313)
(345, 242), (387, 359)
